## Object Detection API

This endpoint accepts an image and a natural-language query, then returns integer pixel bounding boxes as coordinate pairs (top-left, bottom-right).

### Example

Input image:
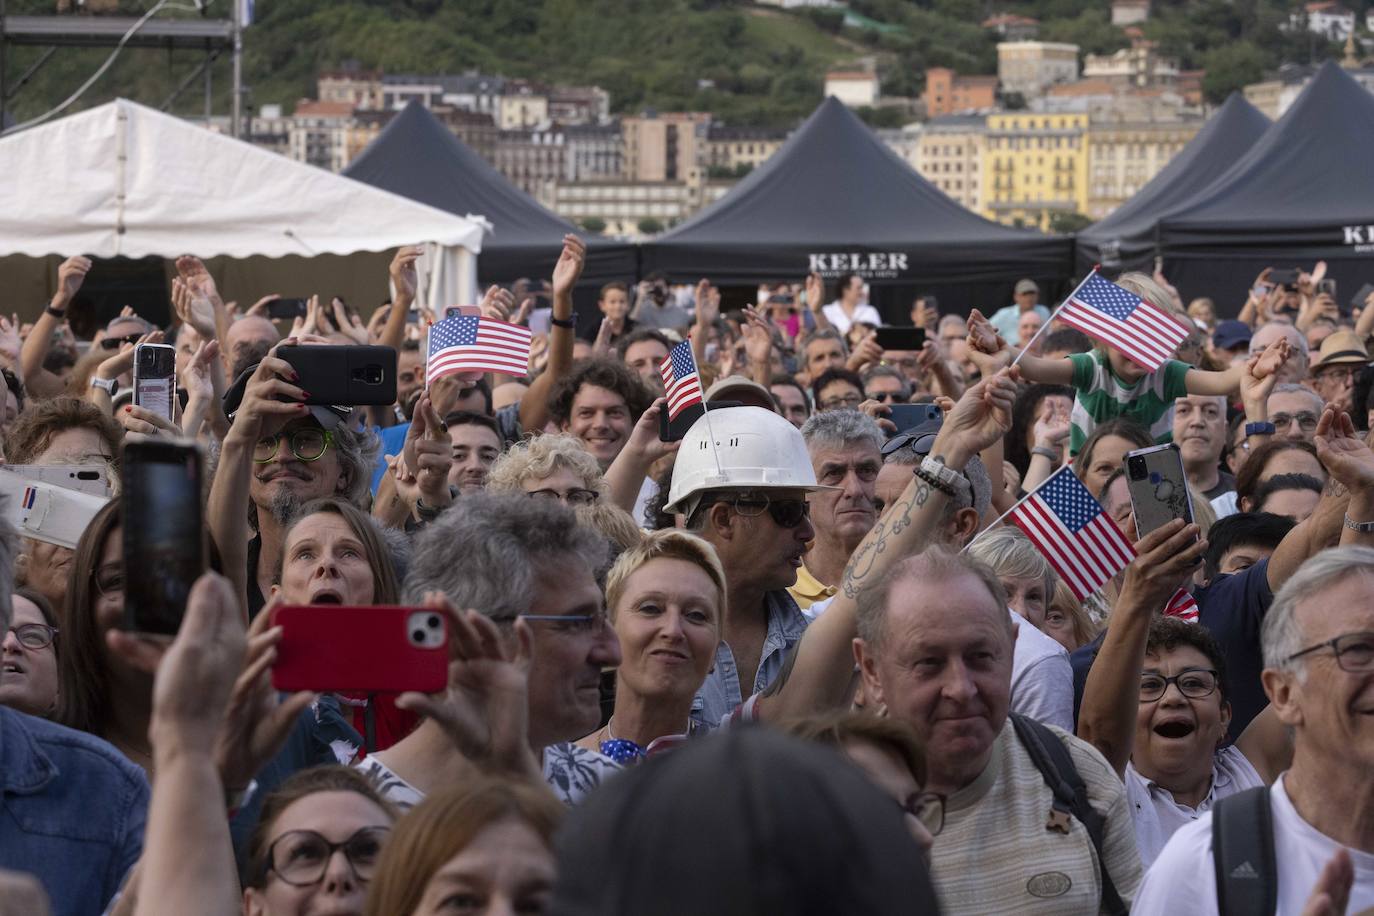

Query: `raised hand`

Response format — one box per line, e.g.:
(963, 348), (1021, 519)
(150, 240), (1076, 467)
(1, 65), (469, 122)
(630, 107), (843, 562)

(395, 594), (539, 777)
(551, 234), (587, 299)
(1032, 398), (1070, 454)
(741, 306), (774, 367)
(1118, 519), (1206, 617)
(1314, 407), (1374, 494)
(390, 245), (423, 304)
(1250, 334), (1291, 380)
(229, 340), (308, 442)
(931, 366), (1020, 466)
(478, 285), (516, 322)
(171, 276), (217, 340)
(1299, 848), (1353, 916)
(56, 256), (92, 303)
(512, 297), (535, 327)
(331, 298), (369, 344)
(0, 314), (21, 366)
(804, 272), (825, 312)
(246, 294), (281, 318)
(963, 308), (1012, 375)
(622, 397), (682, 465)
(95, 330), (164, 384)
(401, 395), (454, 511)
(174, 255), (222, 308)
(592, 316), (614, 357)
(846, 333), (884, 372)
(1240, 338), (1289, 411)
(119, 404), (180, 439)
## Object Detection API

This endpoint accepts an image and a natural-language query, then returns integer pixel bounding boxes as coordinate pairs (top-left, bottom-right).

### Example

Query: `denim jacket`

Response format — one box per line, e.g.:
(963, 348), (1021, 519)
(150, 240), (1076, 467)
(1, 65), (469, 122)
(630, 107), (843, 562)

(693, 590), (810, 729)
(0, 707), (148, 916)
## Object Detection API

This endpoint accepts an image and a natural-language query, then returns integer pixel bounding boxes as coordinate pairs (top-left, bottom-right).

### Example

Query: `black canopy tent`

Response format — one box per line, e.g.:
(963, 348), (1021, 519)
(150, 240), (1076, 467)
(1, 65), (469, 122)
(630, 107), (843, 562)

(1158, 62), (1374, 311)
(1075, 93), (1270, 276)
(343, 102), (637, 295)
(639, 97), (1073, 321)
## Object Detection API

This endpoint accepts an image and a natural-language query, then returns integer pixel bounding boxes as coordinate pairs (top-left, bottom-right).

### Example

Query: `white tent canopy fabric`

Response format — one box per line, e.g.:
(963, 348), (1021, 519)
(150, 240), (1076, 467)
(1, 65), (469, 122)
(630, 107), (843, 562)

(0, 99), (488, 308)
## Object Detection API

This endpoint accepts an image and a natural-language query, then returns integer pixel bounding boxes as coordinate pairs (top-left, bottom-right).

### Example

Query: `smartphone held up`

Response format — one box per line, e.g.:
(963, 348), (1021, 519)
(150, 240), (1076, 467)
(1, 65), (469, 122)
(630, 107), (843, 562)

(120, 439), (207, 637)
(270, 605), (449, 694)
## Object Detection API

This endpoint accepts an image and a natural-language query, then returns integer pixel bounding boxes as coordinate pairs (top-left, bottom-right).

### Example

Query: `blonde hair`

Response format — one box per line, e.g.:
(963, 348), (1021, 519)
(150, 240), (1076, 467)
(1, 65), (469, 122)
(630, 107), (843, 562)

(1111, 272), (1193, 360)
(575, 501), (647, 554)
(485, 432), (608, 496)
(604, 529), (727, 631)
(1048, 580), (1100, 651)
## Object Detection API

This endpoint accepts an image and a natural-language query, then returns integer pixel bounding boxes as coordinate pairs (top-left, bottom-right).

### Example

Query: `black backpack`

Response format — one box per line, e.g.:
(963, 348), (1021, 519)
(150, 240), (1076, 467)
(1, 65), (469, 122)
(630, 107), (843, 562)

(1212, 786), (1278, 915)
(1011, 713), (1129, 916)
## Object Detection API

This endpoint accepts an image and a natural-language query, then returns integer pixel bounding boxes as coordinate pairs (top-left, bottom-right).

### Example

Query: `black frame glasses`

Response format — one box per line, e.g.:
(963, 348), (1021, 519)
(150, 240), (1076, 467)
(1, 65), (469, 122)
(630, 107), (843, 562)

(99, 333), (144, 351)
(1285, 631), (1374, 673)
(526, 487), (600, 506)
(7, 623), (58, 650)
(254, 428), (335, 464)
(1139, 668), (1220, 703)
(265, 827), (390, 888)
(519, 610), (610, 635)
(1270, 411), (1320, 432)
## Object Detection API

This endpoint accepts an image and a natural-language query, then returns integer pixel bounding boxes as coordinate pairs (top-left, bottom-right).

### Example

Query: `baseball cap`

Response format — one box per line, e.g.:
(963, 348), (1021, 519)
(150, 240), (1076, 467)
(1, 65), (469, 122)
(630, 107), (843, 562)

(1015, 279), (1039, 296)
(704, 375), (777, 412)
(222, 364), (352, 430)
(1211, 320), (1252, 352)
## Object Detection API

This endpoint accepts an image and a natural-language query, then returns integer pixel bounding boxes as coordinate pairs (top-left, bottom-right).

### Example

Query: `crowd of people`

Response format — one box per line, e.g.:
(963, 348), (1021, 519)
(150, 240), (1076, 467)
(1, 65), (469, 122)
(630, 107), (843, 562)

(0, 243), (1372, 915)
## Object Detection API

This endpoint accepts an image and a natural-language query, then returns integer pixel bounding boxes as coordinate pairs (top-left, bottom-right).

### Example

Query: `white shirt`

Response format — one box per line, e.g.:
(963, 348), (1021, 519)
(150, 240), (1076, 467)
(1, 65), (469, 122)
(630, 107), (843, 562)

(1132, 774), (1374, 915)
(1211, 490), (1239, 520)
(1126, 744), (1264, 867)
(822, 301), (882, 336)
(1009, 609), (1075, 732)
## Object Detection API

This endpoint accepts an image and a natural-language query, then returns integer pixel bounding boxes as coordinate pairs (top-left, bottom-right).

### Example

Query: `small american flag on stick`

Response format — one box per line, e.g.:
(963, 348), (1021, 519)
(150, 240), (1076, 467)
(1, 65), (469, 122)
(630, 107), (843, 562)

(659, 338), (704, 420)
(426, 315), (532, 381)
(1008, 466), (1136, 601)
(1056, 271), (1188, 371)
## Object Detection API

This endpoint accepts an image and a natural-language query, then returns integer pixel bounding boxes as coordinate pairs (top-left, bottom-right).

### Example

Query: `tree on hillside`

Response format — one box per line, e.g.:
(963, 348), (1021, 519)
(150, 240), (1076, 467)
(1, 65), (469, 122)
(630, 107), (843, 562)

(1202, 42), (1268, 103)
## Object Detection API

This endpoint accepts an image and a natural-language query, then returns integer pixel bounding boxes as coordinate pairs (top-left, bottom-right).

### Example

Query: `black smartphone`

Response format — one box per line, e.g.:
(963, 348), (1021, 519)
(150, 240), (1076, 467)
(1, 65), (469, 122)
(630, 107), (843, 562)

(277, 345), (398, 406)
(659, 400), (744, 442)
(133, 343), (176, 423)
(1125, 443), (1194, 540)
(1351, 283), (1374, 313)
(121, 440), (206, 637)
(268, 298), (309, 320)
(873, 326), (927, 352)
(886, 403), (943, 433)
(1318, 278), (1338, 298)
(1268, 268), (1300, 288)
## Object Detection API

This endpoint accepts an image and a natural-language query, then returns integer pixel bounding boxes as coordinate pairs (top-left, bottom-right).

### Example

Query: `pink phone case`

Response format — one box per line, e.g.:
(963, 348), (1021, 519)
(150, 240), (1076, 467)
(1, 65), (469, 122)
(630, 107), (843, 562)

(270, 605), (448, 694)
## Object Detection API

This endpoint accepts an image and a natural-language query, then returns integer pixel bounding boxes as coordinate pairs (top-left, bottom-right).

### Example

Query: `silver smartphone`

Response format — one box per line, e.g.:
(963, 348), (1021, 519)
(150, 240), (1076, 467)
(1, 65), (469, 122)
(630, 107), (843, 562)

(1125, 443), (1194, 539)
(0, 464), (111, 497)
(133, 343), (176, 423)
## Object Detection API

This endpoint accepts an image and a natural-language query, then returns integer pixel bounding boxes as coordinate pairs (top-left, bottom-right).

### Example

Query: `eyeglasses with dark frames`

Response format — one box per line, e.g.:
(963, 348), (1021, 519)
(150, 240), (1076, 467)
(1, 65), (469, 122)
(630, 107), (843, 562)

(1139, 668), (1220, 703)
(7, 623), (58, 650)
(264, 827), (390, 888)
(519, 609), (611, 635)
(526, 487), (600, 506)
(730, 494), (810, 529)
(254, 428), (334, 464)
(1285, 631), (1374, 674)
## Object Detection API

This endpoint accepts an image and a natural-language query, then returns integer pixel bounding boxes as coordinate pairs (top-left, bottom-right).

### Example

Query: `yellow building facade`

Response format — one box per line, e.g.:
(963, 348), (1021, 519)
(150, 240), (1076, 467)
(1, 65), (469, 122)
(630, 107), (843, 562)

(983, 112), (1088, 231)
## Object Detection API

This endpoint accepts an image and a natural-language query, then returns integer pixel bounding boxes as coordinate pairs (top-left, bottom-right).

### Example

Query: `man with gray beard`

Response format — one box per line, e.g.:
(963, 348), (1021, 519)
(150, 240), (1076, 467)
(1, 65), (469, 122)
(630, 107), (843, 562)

(210, 351), (379, 617)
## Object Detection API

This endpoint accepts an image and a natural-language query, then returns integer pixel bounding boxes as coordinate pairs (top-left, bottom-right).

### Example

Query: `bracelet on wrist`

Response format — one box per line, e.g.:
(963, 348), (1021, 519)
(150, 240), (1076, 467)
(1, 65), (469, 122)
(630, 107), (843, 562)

(1344, 514), (1374, 534)
(1031, 446), (1062, 462)
(549, 316), (575, 330)
(45, 305), (67, 319)
(1245, 421), (1276, 437)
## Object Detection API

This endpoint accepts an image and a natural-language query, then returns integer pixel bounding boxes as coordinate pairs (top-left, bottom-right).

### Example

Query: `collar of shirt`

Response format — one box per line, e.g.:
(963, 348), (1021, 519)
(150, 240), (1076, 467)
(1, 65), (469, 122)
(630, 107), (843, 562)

(789, 563), (838, 606)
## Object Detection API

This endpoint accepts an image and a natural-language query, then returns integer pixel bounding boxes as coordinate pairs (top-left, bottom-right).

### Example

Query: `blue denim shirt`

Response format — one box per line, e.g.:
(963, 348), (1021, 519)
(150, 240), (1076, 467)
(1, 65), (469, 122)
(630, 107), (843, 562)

(0, 706), (148, 916)
(693, 590), (810, 729)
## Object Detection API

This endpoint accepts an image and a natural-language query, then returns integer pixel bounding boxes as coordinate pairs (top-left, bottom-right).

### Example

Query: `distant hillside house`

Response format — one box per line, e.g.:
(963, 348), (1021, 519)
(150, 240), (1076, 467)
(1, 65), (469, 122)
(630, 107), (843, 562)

(1290, 2), (1356, 41)
(982, 13), (1040, 41)
(997, 41), (1080, 99)
(923, 67), (999, 117)
(1110, 0), (1150, 27)
(825, 70), (880, 107)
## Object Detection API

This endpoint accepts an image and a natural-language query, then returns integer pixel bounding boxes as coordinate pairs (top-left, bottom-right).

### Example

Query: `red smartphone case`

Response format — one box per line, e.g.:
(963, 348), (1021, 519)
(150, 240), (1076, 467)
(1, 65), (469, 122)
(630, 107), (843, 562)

(270, 605), (449, 694)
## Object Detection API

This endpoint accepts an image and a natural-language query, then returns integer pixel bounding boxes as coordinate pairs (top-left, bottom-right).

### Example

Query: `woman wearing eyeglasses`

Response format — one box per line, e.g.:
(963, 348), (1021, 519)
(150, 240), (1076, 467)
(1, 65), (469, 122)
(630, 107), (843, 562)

(574, 531), (723, 763)
(0, 588), (60, 716)
(243, 766), (398, 916)
(486, 432), (607, 507)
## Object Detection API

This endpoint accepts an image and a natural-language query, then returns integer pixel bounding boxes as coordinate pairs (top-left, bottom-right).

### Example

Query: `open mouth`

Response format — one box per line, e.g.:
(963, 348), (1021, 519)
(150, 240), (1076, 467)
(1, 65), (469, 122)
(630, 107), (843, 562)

(2, 663), (23, 675)
(310, 590), (344, 605)
(1153, 720), (1196, 739)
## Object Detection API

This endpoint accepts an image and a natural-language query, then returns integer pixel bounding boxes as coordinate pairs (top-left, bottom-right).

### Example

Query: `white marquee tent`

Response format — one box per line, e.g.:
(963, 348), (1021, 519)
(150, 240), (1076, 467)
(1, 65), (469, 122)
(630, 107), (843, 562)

(0, 99), (488, 312)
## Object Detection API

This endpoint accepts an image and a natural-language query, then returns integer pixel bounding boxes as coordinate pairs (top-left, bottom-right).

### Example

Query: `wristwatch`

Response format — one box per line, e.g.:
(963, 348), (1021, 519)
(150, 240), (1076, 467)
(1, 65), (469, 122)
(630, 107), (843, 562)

(1344, 514), (1374, 534)
(549, 316), (575, 329)
(89, 376), (117, 396)
(1245, 421), (1277, 437)
(45, 306), (66, 319)
(919, 455), (973, 501)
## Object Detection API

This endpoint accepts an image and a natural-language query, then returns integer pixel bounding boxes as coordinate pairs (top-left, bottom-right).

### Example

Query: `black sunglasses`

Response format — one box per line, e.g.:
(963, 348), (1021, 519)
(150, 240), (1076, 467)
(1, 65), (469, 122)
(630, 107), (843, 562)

(99, 333), (143, 351)
(732, 495), (810, 528)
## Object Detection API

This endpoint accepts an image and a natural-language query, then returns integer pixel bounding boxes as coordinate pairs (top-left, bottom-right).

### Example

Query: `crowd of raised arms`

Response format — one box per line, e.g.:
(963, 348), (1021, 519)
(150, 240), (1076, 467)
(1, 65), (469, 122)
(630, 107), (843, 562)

(1, 241), (1373, 916)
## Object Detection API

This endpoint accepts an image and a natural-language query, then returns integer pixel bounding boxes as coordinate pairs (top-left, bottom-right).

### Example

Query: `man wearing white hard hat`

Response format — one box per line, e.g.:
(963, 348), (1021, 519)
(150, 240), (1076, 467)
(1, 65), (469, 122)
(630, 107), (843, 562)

(664, 405), (836, 727)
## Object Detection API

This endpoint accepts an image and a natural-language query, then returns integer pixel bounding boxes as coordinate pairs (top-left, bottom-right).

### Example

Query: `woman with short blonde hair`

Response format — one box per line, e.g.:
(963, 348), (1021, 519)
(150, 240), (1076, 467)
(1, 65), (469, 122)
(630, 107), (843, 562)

(485, 432), (608, 503)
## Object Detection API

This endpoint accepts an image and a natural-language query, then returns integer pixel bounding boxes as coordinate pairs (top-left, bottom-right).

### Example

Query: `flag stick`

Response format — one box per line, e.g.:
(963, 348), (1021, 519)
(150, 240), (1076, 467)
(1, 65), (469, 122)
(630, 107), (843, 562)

(1009, 270), (1096, 368)
(690, 335), (725, 479)
(961, 466), (1063, 554)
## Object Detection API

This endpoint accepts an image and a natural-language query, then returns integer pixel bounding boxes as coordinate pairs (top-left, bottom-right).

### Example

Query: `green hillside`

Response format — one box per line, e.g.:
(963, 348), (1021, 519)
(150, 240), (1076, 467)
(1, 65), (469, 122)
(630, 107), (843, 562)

(0, 0), (1344, 127)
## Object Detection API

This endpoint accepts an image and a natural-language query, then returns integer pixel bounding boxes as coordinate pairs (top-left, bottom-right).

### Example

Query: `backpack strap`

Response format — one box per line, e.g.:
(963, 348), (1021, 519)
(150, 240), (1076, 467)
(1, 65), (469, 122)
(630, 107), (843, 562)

(1011, 713), (1128, 916)
(1212, 786), (1277, 916)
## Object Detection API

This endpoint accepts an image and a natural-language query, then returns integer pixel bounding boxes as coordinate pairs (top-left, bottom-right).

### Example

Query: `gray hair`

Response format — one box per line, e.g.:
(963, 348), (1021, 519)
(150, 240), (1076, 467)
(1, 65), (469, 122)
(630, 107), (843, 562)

(855, 547), (1009, 654)
(860, 365), (912, 400)
(800, 408), (885, 456)
(402, 491), (608, 619)
(799, 328), (848, 356)
(331, 423), (382, 509)
(966, 527), (1056, 597)
(0, 499), (15, 630)
(1263, 546), (1374, 675)
(937, 314), (966, 336)
(882, 448), (991, 518)
(1269, 382), (1324, 414)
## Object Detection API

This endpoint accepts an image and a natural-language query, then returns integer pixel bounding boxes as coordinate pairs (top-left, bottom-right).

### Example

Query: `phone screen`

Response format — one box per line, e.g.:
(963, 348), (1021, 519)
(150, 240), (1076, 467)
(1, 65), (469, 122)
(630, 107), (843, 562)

(874, 326), (926, 352)
(268, 298), (309, 320)
(134, 344), (176, 422)
(122, 442), (205, 636)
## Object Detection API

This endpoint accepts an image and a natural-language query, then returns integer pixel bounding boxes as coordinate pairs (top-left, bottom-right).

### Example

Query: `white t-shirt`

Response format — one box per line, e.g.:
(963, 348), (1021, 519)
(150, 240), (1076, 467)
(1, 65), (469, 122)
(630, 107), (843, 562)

(1009, 609), (1075, 732)
(1211, 490), (1238, 520)
(822, 301), (882, 336)
(1126, 744), (1264, 867)
(1132, 774), (1374, 915)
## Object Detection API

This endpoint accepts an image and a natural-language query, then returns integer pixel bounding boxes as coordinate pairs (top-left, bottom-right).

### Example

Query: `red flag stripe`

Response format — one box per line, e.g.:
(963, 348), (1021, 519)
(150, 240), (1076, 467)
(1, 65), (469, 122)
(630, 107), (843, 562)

(1059, 307), (1175, 368)
(1010, 500), (1101, 598)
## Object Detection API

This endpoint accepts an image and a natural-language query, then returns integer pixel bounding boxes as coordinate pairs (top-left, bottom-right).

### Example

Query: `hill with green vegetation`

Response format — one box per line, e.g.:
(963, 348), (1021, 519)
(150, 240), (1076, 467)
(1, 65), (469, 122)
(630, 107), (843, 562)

(0, 0), (1346, 127)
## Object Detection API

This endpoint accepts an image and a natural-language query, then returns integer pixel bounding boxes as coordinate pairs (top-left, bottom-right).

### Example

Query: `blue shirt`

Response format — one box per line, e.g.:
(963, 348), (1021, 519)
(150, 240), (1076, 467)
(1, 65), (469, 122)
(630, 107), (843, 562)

(369, 404), (524, 494)
(1071, 559), (1274, 741)
(989, 303), (1051, 346)
(0, 707), (148, 915)
(693, 590), (809, 729)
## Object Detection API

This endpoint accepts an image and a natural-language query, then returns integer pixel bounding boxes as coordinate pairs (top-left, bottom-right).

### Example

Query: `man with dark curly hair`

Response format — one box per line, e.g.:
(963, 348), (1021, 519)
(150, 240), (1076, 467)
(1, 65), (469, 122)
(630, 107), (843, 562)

(547, 358), (654, 469)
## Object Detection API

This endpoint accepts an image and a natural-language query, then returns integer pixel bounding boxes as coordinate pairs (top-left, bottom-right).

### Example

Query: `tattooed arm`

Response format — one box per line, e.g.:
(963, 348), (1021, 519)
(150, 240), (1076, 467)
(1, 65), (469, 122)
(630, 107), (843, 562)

(756, 368), (1020, 721)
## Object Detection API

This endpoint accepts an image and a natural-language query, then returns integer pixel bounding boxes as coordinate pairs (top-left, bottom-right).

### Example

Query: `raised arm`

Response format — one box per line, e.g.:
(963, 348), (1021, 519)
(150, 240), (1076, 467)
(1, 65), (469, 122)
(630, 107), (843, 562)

(1313, 407), (1374, 550)
(1184, 335), (1288, 397)
(1076, 520), (1206, 777)
(377, 246), (423, 353)
(690, 279), (718, 371)
(757, 367), (1020, 720)
(965, 308), (1073, 385)
(22, 256), (89, 389)
(804, 272), (832, 332)
(605, 398), (679, 513)
(519, 235), (584, 433)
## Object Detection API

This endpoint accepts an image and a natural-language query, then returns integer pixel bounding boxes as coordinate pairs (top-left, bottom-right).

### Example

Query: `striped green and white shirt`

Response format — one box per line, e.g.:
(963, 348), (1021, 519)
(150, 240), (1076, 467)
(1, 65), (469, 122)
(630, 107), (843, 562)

(1068, 350), (1191, 455)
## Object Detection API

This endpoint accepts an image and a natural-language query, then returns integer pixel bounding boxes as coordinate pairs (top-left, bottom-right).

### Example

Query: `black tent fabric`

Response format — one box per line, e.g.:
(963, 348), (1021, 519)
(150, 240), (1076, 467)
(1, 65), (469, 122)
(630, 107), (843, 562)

(1158, 62), (1374, 310)
(1075, 93), (1270, 275)
(639, 97), (1072, 320)
(343, 102), (637, 289)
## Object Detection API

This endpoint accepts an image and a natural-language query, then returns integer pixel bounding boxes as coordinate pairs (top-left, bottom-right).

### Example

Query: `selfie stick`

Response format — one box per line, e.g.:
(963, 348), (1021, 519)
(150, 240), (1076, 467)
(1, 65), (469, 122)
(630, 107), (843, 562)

(1009, 269), (1096, 369)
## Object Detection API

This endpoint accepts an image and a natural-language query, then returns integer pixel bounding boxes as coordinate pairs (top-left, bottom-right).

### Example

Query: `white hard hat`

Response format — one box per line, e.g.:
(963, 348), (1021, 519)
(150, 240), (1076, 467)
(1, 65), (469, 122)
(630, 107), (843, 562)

(664, 406), (834, 515)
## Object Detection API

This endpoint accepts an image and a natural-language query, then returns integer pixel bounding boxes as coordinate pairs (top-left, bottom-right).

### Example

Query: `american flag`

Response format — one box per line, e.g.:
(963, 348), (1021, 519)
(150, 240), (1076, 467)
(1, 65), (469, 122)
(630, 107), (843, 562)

(1164, 587), (1200, 624)
(1008, 466), (1136, 601)
(426, 315), (532, 381)
(659, 338), (703, 420)
(1056, 271), (1188, 371)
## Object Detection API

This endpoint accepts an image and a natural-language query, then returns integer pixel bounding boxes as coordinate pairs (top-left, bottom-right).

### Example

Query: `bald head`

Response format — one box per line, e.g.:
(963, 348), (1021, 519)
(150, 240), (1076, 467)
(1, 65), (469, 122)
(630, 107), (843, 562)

(226, 315), (280, 378)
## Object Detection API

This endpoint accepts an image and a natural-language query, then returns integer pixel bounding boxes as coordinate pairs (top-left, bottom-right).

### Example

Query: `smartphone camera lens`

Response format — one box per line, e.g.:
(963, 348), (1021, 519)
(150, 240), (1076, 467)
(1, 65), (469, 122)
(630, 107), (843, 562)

(1128, 456), (1147, 481)
(427, 614), (440, 630)
(412, 629), (426, 643)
